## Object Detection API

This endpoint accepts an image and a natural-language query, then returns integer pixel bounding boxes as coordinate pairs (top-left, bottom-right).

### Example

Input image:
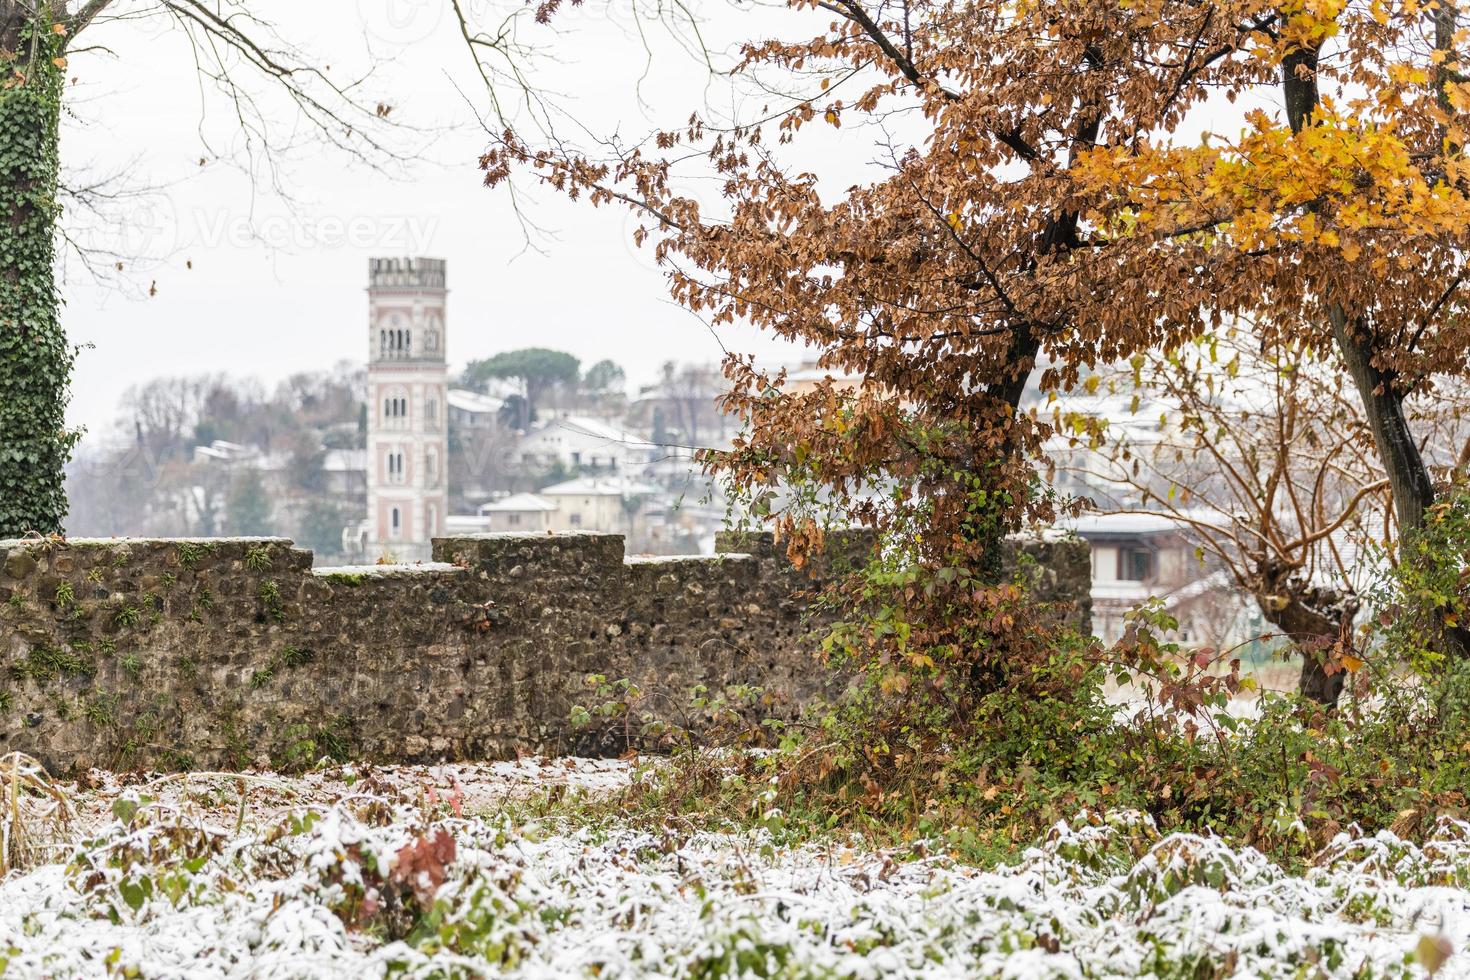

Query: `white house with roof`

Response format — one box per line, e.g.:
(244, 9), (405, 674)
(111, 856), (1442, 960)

(477, 492), (558, 532)
(321, 448), (367, 499)
(447, 389), (505, 429)
(192, 440), (259, 465)
(538, 476), (664, 535)
(514, 416), (650, 474)
(1063, 511), (1261, 651)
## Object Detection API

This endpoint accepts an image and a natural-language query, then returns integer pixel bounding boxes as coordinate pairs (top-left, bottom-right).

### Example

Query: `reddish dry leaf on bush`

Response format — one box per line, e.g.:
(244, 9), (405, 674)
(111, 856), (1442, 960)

(391, 828), (456, 906)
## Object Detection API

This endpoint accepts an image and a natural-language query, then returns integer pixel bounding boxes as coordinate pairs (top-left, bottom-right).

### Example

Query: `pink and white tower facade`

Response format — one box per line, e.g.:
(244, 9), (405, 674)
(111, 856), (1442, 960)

(365, 258), (450, 560)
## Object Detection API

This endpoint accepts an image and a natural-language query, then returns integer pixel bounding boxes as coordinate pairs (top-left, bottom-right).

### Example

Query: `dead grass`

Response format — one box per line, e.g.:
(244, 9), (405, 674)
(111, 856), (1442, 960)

(0, 752), (75, 875)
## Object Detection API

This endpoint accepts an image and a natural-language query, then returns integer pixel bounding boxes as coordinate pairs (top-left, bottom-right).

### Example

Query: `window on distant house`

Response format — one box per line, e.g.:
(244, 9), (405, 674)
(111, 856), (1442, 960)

(509, 514), (521, 526)
(1118, 547), (1153, 582)
(570, 513), (583, 527)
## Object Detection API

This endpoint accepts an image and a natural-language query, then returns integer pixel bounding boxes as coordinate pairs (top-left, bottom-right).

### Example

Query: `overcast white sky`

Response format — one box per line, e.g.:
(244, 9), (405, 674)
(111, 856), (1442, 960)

(59, 0), (844, 445)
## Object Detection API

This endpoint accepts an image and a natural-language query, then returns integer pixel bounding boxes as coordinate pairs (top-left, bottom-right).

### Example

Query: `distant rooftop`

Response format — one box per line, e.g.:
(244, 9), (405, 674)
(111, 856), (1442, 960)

(540, 476), (663, 497)
(1062, 510), (1228, 537)
(533, 416), (648, 447)
(448, 389), (505, 414)
(479, 493), (558, 514)
(321, 449), (367, 473)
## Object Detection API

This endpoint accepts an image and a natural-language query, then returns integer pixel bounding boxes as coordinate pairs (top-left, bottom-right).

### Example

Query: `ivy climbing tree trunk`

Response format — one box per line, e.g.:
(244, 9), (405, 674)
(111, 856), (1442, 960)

(0, 5), (76, 537)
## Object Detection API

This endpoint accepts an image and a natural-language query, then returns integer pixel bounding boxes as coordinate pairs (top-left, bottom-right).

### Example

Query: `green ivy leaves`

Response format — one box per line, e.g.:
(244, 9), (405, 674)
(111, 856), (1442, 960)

(0, 16), (78, 537)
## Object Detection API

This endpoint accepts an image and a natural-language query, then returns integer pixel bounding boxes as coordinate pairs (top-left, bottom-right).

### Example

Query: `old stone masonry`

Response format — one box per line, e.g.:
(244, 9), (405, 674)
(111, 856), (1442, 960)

(0, 532), (1091, 772)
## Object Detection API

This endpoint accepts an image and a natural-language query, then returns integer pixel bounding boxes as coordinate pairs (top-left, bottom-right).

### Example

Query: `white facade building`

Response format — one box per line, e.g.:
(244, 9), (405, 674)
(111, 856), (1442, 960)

(538, 476), (663, 535)
(1064, 511), (1260, 651)
(447, 388), (505, 429)
(364, 258), (450, 560)
(514, 417), (650, 474)
(478, 492), (558, 532)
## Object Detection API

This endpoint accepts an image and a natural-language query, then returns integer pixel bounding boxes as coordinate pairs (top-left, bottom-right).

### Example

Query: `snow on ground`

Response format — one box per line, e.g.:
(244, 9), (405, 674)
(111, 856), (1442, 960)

(61, 757), (635, 834)
(1, 761), (1469, 978)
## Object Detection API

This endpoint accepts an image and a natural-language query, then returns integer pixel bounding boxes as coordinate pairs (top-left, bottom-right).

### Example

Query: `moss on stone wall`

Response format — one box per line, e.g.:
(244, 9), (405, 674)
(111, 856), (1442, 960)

(0, 533), (1091, 773)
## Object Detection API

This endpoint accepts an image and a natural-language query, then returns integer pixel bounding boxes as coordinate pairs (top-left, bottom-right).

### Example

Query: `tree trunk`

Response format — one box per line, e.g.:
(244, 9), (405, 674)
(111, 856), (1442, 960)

(0, 6), (74, 537)
(1327, 308), (1436, 534)
(1281, 47), (1437, 537)
(1253, 561), (1357, 708)
(965, 325), (1041, 587)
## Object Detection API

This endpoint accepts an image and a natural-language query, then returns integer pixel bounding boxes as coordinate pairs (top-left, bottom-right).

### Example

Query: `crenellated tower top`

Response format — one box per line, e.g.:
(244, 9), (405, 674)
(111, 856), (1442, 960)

(369, 257), (446, 291)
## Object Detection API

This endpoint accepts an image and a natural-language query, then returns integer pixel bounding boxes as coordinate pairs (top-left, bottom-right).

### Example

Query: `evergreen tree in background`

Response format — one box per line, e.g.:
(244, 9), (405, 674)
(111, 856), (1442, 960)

(227, 470), (272, 537)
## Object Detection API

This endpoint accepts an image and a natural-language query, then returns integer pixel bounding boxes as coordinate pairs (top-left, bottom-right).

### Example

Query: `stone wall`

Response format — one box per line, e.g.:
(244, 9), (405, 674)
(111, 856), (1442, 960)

(0, 531), (1090, 773)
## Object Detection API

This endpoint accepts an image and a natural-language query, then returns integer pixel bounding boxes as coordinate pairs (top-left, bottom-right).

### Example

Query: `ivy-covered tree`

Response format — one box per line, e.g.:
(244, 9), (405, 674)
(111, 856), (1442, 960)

(0, 1), (404, 537)
(0, 7), (72, 537)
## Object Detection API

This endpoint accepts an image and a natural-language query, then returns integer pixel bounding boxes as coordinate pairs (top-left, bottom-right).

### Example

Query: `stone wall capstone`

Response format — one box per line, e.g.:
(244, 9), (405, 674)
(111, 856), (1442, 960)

(0, 531), (1090, 772)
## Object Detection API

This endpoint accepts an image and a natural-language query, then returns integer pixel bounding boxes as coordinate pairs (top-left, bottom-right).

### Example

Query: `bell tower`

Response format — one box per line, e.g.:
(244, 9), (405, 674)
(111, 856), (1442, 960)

(365, 257), (449, 560)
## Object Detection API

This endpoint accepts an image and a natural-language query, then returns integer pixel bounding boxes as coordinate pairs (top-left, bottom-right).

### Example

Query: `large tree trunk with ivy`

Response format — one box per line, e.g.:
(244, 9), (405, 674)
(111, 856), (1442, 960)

(0, 4), (75, 538)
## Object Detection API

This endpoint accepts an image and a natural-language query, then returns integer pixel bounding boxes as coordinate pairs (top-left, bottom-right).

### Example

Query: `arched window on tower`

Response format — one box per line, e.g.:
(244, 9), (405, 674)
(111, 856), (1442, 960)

(405, 331), (412, 356)
(383, 390), (410, 428)
(390, 506), (402, 539)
